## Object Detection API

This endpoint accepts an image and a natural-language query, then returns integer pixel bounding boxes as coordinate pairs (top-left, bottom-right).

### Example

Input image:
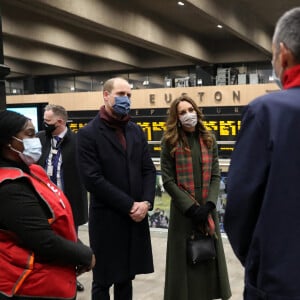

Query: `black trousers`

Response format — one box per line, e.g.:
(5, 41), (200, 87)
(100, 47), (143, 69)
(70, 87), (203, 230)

(92, 279), (132, 300)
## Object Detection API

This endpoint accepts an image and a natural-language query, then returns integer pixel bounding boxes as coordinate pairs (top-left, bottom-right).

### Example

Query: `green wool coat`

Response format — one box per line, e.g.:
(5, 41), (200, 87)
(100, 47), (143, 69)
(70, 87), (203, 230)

(161, 132), (231, 300)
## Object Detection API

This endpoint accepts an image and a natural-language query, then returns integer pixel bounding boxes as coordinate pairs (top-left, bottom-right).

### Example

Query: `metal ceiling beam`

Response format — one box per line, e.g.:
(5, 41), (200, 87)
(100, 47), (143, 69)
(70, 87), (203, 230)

(187, 0), (272, 56)
(13, 0), (213, 62)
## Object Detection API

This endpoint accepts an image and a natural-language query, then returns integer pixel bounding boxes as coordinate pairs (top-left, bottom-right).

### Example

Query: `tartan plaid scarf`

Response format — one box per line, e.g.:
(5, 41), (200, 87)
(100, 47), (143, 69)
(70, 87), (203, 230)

(175, 137), (212, 203)
(175, 136), (215, 235)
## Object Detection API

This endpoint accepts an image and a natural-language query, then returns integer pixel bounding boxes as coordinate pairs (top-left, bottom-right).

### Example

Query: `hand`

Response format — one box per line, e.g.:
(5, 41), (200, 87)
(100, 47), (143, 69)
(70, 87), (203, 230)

(185, 202), (216, 224)
(89, 254), (96, 270)
(193, 206), (209, 224)
(76, 254), (96, 276)
(130, 202), (139, 215)
(129, 201), (149, 222)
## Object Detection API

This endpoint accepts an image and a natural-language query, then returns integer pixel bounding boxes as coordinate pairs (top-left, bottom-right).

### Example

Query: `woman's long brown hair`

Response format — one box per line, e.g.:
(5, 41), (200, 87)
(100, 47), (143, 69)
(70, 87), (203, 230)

(162, 95), (213, 156)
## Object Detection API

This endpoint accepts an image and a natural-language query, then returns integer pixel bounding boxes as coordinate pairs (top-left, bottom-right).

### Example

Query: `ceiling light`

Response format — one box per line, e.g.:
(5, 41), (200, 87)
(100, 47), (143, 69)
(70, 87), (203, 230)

(217, 24), (223, 29)
(178, 1), (185, 6)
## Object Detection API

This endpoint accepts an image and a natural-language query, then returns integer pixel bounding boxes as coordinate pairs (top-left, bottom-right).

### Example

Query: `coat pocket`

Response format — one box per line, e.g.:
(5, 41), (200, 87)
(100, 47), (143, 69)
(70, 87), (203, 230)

(244, 282), (267, 299)
(245, 282), (300, 300)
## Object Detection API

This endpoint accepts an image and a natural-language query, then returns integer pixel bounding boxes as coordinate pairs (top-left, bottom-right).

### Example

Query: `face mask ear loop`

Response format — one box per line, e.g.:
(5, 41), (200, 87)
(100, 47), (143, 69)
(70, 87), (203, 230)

(9, 136), (23, 154)
(8, 143), (22, 155)
(12, 136), (23, 143)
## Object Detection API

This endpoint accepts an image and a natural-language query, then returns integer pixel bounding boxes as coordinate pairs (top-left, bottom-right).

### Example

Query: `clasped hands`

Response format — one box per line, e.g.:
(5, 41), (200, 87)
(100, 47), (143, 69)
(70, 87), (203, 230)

(185, 201), (216, 231)
(129, 201), (149, 222)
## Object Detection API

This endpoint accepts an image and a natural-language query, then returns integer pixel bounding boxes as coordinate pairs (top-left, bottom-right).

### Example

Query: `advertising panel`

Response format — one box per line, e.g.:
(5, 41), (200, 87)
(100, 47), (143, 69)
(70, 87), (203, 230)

(7, 103), (46, 131)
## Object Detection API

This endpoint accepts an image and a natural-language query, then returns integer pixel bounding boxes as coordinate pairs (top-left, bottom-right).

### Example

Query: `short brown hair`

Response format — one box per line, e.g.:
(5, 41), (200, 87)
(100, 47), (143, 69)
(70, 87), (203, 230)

(44, 104), (68, 121)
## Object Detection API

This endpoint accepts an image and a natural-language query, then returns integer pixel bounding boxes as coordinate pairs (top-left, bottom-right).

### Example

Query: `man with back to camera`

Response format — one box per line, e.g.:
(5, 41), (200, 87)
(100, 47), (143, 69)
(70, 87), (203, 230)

(76, 77), (156, 300)
(37, 104), (88, 292)
(224, 7), (300, 300)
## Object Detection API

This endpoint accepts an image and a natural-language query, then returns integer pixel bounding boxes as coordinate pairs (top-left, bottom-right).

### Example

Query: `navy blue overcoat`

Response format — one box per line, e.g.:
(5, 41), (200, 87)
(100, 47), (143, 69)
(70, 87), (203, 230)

(225, 87), (300, 299)
(77, 114), (156, 285)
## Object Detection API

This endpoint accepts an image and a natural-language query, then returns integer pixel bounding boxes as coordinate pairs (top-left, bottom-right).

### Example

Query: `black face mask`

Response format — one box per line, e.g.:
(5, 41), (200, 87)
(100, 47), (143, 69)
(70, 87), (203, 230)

(43, 122), (56, 134)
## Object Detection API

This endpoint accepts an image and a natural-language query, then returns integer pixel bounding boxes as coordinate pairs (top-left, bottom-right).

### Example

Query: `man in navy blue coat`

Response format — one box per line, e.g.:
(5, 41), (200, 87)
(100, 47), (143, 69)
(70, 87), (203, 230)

(224, 7), (300, 300)
(77, 77), (156, 300)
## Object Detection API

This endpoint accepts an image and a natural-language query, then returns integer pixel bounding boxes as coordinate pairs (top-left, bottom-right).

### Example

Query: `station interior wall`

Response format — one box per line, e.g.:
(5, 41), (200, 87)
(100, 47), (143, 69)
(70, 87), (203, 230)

(6, 83), (278, 110)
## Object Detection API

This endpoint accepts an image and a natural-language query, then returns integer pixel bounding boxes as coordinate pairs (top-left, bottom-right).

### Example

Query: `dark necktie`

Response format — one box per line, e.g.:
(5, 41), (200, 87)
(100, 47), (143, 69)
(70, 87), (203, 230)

(50, 136), (62, 185)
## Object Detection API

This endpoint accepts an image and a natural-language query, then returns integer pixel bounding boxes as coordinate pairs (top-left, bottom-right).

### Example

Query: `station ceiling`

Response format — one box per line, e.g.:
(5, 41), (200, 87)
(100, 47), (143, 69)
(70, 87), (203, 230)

(1, 0), (299, 78)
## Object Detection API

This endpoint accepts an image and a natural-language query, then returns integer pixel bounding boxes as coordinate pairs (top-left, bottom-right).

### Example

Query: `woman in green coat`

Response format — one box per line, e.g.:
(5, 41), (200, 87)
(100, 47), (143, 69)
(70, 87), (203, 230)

(161, 95), (231, 300)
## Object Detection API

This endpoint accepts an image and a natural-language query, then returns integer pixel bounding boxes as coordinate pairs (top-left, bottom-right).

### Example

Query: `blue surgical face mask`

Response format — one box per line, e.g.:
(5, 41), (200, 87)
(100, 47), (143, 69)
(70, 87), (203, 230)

(112, 96), (131, 116)
(272, 68), (282, 89)
(10, 137), (42, 165)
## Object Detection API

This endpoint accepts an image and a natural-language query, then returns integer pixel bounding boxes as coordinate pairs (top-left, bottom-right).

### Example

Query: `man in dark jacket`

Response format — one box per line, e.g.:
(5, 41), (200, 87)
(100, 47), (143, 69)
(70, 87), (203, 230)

(77, 77), (156, 300)
(37, 104), (88, 292)
(224, 7), (300, 300)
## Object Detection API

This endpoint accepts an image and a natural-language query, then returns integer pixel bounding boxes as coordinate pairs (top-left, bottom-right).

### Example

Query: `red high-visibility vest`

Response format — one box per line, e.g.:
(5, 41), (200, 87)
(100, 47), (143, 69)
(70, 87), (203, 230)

(0, 164), (77, 299)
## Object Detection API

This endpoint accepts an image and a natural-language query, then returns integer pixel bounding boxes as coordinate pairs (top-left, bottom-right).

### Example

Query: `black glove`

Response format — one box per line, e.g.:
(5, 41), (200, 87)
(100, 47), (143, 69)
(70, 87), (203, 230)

(185, 202), (216, 225)
(205, 201), (216, 212)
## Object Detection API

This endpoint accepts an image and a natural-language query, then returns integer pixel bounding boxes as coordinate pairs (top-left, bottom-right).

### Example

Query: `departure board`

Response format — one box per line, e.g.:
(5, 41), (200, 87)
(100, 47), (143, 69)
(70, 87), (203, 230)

(68, 106), (244, 158)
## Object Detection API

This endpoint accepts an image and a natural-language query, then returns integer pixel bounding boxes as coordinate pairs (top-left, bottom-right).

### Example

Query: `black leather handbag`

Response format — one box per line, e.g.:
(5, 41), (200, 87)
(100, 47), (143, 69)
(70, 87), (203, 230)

(186, 232), (216, 264)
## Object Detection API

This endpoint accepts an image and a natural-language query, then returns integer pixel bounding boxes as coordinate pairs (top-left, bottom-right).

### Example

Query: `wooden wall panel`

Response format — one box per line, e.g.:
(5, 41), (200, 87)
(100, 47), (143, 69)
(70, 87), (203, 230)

(6, 83), (279, 110)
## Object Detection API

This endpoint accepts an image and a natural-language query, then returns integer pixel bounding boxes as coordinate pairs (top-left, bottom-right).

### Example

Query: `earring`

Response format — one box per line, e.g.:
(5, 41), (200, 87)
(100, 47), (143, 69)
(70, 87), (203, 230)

(177, 122), (181, 127)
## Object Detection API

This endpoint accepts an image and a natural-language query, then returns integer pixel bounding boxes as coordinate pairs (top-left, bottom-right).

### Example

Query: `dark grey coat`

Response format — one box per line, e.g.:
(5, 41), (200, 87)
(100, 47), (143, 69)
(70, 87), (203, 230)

(37, 128), (88, 227)
(76, 114), (156, 285)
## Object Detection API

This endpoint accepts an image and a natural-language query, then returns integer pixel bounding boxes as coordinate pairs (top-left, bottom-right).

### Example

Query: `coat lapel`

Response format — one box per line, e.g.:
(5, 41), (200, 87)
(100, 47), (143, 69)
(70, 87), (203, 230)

(98, 118), (126, 155)
(37, 131), (52, 167)
(125, 123), (135, 158)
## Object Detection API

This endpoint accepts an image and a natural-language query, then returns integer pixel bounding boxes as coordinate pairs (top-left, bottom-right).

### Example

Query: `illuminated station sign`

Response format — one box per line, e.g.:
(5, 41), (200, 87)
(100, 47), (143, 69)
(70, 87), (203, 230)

(68, 106), (243, 158)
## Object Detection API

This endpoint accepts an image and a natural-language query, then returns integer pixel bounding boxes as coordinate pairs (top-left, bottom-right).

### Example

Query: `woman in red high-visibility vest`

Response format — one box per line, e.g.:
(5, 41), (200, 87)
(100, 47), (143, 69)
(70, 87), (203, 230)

(0, 110), (95, 300)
